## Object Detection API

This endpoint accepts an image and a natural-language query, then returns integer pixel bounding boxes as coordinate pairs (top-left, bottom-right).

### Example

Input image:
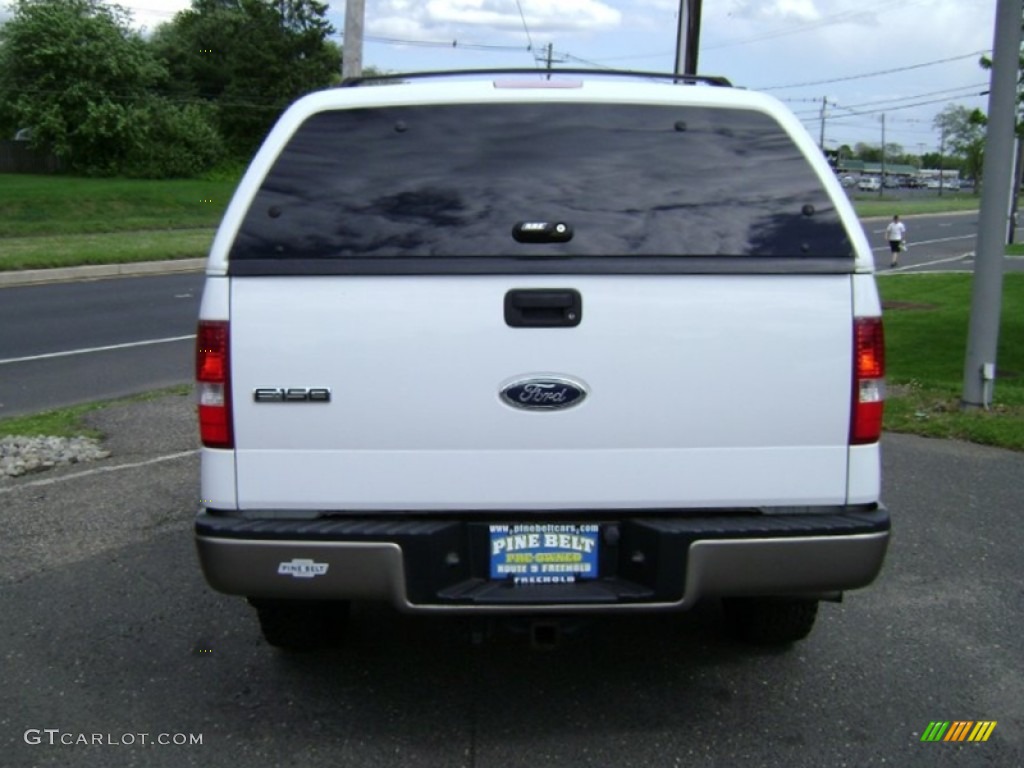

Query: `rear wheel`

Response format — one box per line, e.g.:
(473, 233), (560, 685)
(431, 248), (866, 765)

(722, 597), (819, 646)
(248, 598), (350, 650)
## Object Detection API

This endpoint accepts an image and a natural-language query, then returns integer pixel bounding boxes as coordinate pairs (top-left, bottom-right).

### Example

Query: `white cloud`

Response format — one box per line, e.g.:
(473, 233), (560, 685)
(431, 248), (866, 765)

(372, 0), (621, 38)
(103, 0), (189, 33)
(771, 0), (819, 20)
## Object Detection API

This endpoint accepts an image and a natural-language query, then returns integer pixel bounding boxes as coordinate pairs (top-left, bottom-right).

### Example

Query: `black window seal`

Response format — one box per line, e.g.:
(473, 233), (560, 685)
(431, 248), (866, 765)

(227, 255), (855, 278)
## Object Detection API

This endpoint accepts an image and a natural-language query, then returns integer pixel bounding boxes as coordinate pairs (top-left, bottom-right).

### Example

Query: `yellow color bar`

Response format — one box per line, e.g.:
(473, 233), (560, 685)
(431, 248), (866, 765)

(968, 721), (997, 742)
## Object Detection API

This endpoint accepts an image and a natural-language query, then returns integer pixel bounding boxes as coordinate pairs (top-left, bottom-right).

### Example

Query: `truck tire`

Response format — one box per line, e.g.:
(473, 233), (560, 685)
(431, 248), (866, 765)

(248, 598), (350, 650)
(722, 597), (819, 646)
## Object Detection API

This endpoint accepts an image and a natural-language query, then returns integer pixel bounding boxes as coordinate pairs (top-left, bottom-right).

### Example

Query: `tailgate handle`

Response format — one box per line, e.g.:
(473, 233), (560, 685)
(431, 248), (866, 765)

(504, 289), (582, 328)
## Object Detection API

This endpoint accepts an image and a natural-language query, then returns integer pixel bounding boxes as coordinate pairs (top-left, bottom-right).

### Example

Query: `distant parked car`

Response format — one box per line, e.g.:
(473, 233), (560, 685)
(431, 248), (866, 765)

(882, 177), (900, 189)
(858, 177), (881, 192)
(840, 175), (857, 188)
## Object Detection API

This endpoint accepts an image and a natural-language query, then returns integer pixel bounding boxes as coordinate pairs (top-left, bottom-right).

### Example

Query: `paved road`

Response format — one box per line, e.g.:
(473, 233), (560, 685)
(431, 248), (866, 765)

(861, 211), (1024, 274)
(0, 274), (202, 417)
(1, 393), (1021, 767)
(0, 211), (1019, 417)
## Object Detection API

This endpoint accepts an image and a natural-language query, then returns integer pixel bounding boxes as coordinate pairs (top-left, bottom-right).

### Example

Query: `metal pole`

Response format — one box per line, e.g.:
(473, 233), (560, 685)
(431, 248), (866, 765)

(938, 128), (945, 196)
(342, 0), (364, 80)
(879, 113), (886, 198)
(673, 0), (702, 77)
(819, 96), (827, 150)
(962, 0), (1023, 409)
(684, 0), (702, 76)
(673, 0), (687, 77)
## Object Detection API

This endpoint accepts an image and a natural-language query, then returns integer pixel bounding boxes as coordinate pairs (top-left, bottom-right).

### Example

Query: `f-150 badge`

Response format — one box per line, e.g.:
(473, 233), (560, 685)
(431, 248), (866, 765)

(254, 387), (331, 402)
(500, 376), (587, 410)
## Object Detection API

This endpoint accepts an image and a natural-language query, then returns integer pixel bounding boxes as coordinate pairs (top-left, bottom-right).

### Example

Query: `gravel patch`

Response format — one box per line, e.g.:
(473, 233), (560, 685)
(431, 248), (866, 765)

(0, 435), (110, 479)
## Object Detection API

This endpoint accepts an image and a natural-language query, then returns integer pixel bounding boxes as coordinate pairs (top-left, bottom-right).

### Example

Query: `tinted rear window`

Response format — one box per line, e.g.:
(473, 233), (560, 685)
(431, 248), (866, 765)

(231, 103), (852, 262)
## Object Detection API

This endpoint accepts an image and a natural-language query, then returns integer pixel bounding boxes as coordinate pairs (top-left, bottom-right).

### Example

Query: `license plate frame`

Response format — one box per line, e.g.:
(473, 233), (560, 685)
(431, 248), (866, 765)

(488, 523), (600, 583)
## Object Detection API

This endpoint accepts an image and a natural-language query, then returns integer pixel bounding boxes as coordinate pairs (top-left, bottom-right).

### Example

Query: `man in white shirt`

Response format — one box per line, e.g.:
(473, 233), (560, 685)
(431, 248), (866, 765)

(885, 215), (906, 268)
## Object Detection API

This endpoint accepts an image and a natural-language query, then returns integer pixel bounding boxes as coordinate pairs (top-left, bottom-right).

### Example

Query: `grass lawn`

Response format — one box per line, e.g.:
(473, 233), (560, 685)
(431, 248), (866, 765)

(880, 273), (1024, 450)
(0, 386), (191, 439)
(0, 229), (214, 271)
(0, 174), (235, 237)
(0, 403), (106, 439)
(0, 174), (235, 270)
(852, 194), (980, 218)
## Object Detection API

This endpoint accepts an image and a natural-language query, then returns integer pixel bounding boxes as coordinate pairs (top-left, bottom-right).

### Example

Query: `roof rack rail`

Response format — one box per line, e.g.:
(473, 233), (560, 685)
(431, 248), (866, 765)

(340, 68), (732, 88)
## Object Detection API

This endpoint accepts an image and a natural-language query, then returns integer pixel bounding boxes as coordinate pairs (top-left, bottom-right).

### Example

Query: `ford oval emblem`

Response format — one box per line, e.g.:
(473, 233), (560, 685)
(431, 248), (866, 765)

(500, 376), (587, 411)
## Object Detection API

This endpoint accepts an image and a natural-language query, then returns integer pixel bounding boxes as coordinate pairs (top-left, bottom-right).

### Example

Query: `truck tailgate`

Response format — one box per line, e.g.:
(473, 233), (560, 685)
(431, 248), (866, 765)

(230, 274), (853, 511)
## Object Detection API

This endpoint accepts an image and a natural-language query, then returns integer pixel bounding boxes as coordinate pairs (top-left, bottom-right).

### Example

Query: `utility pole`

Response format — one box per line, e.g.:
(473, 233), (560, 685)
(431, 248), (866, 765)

(673, 0), (703, 77)
(819, 96), (827, 150)
(546, 42), (553, 80)
(962, 0), (1023, 410)
(342, 0), (364, 80)
(938, 127), (946, 197)
(879, 113), (886, 198)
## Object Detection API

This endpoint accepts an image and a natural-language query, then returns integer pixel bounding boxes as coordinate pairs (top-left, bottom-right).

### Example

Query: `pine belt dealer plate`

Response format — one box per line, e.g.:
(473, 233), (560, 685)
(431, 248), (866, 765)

(489, 523), (600, 584)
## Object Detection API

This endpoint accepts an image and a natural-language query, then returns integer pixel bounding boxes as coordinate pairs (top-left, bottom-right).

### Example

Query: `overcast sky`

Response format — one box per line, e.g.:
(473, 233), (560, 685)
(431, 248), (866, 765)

(102, 0), (1000, 153)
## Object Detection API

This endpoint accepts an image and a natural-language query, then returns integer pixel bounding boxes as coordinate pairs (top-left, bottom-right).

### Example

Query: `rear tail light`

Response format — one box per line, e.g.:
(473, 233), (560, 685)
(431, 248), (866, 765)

(851, 316), (885, 444)
(196, 320), (233, 448)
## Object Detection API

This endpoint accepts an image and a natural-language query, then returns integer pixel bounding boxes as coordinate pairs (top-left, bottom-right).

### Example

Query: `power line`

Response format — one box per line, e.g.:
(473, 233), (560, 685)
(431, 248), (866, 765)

(513, 0), (535, 54)
(364, 35), (531, 53)
(557, 52), (617, 71)
(789, 83), (989, 118)
(759, 51), (988, 90)
(834, 92), (989, 118)
(832, 83), (988, 113)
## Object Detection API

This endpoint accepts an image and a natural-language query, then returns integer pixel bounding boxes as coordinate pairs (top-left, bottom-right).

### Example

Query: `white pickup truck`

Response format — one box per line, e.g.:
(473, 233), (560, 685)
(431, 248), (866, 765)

(194, 70), (889, 650)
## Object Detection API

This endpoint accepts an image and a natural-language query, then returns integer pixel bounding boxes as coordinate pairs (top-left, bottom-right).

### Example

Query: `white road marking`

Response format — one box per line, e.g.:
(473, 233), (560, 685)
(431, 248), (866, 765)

(0, 335), (196, 366)
(870, 234), (975, 252)
(0, 449), (199, 495)
(877, 253), (974, 274)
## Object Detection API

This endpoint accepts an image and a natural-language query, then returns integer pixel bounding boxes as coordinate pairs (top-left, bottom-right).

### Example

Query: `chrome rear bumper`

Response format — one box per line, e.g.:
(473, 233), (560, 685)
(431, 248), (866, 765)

(196, 507), (889, 613)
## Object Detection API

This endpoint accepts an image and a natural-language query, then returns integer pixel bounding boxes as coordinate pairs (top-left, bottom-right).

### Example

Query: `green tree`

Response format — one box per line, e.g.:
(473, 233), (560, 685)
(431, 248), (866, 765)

(920, 151), (945, 170)
(0, 0), (156, 173)
(152, 0), (340, 158)
(0, 0), (221, 176)
(122, 100), (224, 178)
(854, 142), (882, 162)
(934, 104), (986, 190)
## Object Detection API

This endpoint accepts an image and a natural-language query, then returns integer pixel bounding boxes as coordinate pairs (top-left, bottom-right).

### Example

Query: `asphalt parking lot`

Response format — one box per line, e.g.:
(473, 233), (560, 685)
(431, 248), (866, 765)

(2, 392), (1022, 767)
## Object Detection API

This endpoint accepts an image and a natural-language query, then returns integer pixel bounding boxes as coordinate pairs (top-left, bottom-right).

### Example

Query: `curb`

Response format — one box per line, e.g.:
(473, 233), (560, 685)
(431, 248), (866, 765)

(0, 258), (206, 287)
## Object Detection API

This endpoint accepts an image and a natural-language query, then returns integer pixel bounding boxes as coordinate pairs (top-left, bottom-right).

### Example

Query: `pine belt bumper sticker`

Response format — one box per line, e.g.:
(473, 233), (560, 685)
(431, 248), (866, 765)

(277, 559), (329, 578)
